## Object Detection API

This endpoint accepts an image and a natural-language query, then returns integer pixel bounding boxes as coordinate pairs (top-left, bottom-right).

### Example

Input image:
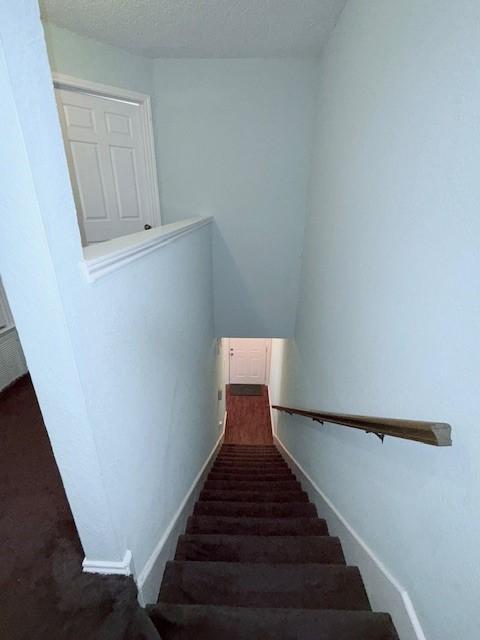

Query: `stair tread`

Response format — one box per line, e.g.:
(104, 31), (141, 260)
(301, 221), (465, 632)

(160, 561), (370, 610)
(213, 460), (287, 465)
(217, 451), (283, 455)
(218, 449), (282, 452)
(216, 453), (284, 459)
(209, 468), (293, 476)
(214, 465), (286, 470)
(150, 604), (399, 640)
(212, 466), (289, 472)
(175, 534), (345, 564)
(215, 458), (285, 464)
(204, 480), (301, 490)
(200, 489), (309, 502)
(207, 475), (296, 483)
(194, 501), (317, 518)
(218, 454), (279, 458)
(221, 445), (278, 449)
(215, 456), (286, 462)
(208, 469), (294, 477)
(186, 515), (329, 536)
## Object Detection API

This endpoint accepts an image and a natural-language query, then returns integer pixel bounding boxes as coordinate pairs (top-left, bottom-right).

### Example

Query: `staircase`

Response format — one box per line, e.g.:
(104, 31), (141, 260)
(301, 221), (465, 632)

(149, 444), (399, 639)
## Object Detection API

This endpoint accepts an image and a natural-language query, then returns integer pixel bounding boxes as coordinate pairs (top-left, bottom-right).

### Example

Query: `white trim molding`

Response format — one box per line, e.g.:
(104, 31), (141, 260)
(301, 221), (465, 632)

(274, 434), (427, 640)
(80, 217), (213, 282)
(52, 72), (162, 230)
(136, 423), (225, 606)
(83, 549), (133, 576)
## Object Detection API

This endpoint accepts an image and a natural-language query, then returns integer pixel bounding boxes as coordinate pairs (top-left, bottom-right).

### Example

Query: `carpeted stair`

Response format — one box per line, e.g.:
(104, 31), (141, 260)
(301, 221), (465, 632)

(149, 444), (399, 639)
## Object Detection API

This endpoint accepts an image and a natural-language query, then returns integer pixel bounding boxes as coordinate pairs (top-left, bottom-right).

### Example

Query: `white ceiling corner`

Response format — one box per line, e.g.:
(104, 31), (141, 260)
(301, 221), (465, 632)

(39, 0), (347, 59)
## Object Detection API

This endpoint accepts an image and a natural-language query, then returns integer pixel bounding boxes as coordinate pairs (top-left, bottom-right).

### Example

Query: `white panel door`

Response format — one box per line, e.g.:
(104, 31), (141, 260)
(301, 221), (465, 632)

(229, 339), (270, 384)
(55, 88), (155, 244)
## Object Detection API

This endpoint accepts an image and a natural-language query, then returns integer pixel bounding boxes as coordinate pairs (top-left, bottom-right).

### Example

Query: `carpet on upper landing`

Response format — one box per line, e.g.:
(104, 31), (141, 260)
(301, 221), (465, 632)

(0, 375), (159, 640)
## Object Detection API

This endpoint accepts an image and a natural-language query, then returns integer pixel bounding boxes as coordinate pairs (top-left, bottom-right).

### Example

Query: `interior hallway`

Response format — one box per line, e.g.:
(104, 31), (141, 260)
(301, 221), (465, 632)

(223, 384), (273, 445)
(0, 376), (156, 640)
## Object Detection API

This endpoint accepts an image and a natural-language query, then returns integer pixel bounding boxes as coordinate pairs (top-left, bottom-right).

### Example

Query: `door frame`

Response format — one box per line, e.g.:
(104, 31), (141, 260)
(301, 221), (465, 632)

(227, 338), (272, 385)
(52, 72), (162, 230)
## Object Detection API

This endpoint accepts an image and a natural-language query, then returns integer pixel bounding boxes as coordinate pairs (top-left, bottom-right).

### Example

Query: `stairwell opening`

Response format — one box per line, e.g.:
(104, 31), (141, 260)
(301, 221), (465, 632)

(218, 338), (286, 445)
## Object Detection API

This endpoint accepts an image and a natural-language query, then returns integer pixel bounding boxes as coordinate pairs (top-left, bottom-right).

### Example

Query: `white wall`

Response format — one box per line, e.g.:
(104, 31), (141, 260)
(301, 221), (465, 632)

(215, 338), (228, 429)
(1, 1), (221, 596)
(268, 338), (286, 433)
(68, 227), (220, 581)
(42, 30), (317, 340)
(42, 21), (154, 96)
(275, 2), (480, 639)
(152, 59), (317, 338)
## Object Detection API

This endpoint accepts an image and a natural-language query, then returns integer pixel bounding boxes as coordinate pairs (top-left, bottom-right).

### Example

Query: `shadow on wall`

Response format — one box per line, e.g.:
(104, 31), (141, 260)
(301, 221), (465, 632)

(212, 222), (271, 338)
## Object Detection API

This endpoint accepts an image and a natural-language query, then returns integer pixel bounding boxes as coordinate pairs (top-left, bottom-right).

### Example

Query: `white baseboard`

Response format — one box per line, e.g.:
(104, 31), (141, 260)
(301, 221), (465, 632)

(136, 422), (225, 606)
(274, 434), (427, 640)
(83, 549), (133, 576)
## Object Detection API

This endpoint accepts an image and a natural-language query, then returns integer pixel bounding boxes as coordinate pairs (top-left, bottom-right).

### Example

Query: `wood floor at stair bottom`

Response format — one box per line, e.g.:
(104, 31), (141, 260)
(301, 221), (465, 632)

(150, 444), (400, 640)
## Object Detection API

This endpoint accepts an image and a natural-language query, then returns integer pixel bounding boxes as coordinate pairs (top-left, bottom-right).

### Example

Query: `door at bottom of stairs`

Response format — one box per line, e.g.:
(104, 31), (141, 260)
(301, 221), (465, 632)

(229, 338), (271, 385)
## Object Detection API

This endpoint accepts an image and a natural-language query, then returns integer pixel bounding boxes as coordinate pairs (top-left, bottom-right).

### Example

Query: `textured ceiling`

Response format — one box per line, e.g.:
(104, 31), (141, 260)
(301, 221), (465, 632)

(39, 0), (347, 58)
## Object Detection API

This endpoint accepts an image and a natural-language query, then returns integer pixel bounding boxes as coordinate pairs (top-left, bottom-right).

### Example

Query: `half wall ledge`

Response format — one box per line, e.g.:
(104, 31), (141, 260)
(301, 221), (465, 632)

(80, 217), (213, 283)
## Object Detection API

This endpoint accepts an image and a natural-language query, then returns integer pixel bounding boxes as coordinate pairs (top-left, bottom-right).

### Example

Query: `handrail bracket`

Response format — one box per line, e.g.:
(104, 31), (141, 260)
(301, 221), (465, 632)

(366, 430), (385, 443)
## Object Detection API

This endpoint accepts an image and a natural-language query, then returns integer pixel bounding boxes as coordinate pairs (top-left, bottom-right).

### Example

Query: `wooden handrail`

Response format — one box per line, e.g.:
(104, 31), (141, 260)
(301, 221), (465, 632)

(272, 405), (452, 446)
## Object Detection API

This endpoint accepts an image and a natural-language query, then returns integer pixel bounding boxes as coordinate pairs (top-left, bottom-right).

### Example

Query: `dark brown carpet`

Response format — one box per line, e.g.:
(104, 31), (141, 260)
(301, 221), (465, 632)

(150, 444), (400, 639)
(224, 384), (273, 444)
(229, 384), (262, 396)
(0, 376), (158, 640)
